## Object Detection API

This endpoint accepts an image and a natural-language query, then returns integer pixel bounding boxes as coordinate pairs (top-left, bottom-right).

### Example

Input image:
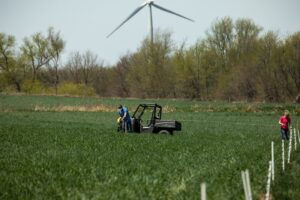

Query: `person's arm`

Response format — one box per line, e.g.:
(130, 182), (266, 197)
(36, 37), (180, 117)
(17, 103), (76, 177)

(279, 118), (283, 126)
(122, 108), (128, 120)
(123, 112), (127, 120)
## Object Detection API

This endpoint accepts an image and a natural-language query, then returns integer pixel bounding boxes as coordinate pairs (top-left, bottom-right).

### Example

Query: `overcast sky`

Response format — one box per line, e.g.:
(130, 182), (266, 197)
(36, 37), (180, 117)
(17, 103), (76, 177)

(1, 0), (299, 65)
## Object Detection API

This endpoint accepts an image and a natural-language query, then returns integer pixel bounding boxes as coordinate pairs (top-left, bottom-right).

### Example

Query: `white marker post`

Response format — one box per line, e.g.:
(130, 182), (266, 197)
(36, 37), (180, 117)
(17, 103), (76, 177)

(265, 161), (272, 200)
(294, 128), (297, 150)
(282, 140), (285, 172)
(271, 141), (274, 182)
(241, 170), (252, 200)
(242, 171), (248, 200)
(200, 183), (206, 200)
(298, 130), (300, 144)
(287, 130), (293, 164)
(245, 170), (252, 200)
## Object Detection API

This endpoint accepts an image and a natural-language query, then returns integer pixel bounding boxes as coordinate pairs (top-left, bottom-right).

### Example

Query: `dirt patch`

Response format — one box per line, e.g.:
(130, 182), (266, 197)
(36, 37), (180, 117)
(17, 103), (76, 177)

(34, 104), (177, 113)
(259, 193), (273, 200)
(34, 104), (116, 112)
(0, 109), (13, 113)
(163, 105), (176, 113)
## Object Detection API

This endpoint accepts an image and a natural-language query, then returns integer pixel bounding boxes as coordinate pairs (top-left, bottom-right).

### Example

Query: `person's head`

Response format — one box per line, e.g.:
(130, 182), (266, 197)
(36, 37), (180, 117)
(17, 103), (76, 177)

(284, 110), (290, 117)
(117, 105), (123, 112)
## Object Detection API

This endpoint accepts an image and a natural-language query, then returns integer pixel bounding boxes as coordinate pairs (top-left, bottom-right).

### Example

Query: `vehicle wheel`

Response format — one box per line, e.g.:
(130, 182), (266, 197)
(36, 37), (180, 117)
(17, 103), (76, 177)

(158, 130), (171, 135)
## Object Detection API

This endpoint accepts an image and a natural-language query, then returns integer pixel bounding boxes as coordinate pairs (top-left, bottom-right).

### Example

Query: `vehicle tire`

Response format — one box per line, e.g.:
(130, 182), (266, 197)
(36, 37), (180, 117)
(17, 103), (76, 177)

(158, 130), (171, 135)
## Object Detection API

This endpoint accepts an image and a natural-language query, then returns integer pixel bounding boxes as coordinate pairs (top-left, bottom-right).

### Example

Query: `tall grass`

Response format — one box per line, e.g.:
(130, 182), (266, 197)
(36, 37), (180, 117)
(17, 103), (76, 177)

(1, 94), (300, 115)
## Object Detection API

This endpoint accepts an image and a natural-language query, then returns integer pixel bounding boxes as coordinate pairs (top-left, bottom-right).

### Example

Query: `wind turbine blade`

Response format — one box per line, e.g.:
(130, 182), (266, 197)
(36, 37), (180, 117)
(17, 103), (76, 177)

(106, 3), (147, 38)
(152, 3), (195, 22)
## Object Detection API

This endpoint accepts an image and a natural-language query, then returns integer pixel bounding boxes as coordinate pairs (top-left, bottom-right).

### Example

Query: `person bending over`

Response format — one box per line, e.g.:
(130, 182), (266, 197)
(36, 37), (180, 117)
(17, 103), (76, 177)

(118, 105), (132, 132)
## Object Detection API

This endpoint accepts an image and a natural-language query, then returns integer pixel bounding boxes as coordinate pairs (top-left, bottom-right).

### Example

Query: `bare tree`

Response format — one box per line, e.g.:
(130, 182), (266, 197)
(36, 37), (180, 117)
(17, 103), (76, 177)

(47, 27), (65, 95)
(65, 51), (100, 85)
(113, 54), (131, 97)
(65, 52), (82, 84)
(82, 50), (98, 85)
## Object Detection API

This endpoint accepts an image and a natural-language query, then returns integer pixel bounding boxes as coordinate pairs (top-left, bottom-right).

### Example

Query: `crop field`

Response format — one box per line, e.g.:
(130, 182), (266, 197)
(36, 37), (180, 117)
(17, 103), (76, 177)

(0, 95), (299, 199)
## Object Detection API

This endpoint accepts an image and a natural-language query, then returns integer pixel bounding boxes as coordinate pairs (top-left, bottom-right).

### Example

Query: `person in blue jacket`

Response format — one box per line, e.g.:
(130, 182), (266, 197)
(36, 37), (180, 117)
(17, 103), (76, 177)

(118, 105), (132, 132)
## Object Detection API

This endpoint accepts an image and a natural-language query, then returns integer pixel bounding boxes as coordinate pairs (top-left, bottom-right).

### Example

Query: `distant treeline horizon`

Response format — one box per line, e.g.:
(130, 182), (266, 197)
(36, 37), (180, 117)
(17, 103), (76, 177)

(1, 17), (299, 102)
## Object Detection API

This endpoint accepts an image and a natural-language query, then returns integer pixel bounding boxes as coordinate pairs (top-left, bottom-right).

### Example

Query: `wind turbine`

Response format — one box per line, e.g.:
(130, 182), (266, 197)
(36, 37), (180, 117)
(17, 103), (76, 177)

(106, 0), (194, 43)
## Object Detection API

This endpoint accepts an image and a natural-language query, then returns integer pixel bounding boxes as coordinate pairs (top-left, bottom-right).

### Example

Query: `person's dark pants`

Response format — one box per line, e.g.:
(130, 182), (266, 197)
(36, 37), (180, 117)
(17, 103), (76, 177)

(281, 128), (289, 140)
(123, 120), (132, 132)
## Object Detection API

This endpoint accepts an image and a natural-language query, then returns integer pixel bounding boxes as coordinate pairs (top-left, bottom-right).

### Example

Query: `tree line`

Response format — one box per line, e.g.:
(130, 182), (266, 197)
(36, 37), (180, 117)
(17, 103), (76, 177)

(1, 17), (300, 102)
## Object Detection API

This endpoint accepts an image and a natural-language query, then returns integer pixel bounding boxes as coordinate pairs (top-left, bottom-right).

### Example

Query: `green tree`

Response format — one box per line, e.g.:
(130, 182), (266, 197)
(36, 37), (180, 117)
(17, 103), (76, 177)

(194, 40), (220, 99)
(128, 31), (175, 98)
(0, 33), (15, 73)
(283, 32), (300, 96)
(21, 32), (51, 82)
(224, 18), (262, 101)
(256, 31), (283, 101)
(206, 17), (235, 71)
(234, 18), (262, 62)
(0, 33), (24, 92)
(172, 42), (203, 99)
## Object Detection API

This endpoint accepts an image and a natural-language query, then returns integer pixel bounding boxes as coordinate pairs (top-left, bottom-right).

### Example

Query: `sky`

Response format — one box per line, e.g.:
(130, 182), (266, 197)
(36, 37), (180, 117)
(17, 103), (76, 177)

(0, 0), (299, 65)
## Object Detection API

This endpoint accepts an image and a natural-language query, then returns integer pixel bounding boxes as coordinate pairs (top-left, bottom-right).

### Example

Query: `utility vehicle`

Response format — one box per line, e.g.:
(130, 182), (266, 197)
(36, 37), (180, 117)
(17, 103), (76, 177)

(130, 103), (181, 135)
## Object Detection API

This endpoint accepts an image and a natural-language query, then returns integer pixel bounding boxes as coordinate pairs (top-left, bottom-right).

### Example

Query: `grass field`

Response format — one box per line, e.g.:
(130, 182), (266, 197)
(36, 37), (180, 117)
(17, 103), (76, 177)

(0, 95), (299, 199)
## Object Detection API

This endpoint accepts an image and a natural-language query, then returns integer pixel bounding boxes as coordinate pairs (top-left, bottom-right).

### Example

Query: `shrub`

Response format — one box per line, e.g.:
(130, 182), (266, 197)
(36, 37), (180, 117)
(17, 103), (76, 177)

(0, 75), (7, 92)
(22, 79), (45, 94)
(58, 82), (96, 97)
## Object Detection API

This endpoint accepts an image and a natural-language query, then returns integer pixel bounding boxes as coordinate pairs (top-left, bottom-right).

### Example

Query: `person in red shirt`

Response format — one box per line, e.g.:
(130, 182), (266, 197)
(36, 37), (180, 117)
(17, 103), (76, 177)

(279, 110), (291, 140)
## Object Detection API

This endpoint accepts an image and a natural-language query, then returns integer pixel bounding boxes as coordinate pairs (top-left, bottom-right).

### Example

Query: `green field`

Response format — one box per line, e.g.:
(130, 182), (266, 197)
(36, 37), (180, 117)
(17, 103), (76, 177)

(0, 95), (299, 199)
